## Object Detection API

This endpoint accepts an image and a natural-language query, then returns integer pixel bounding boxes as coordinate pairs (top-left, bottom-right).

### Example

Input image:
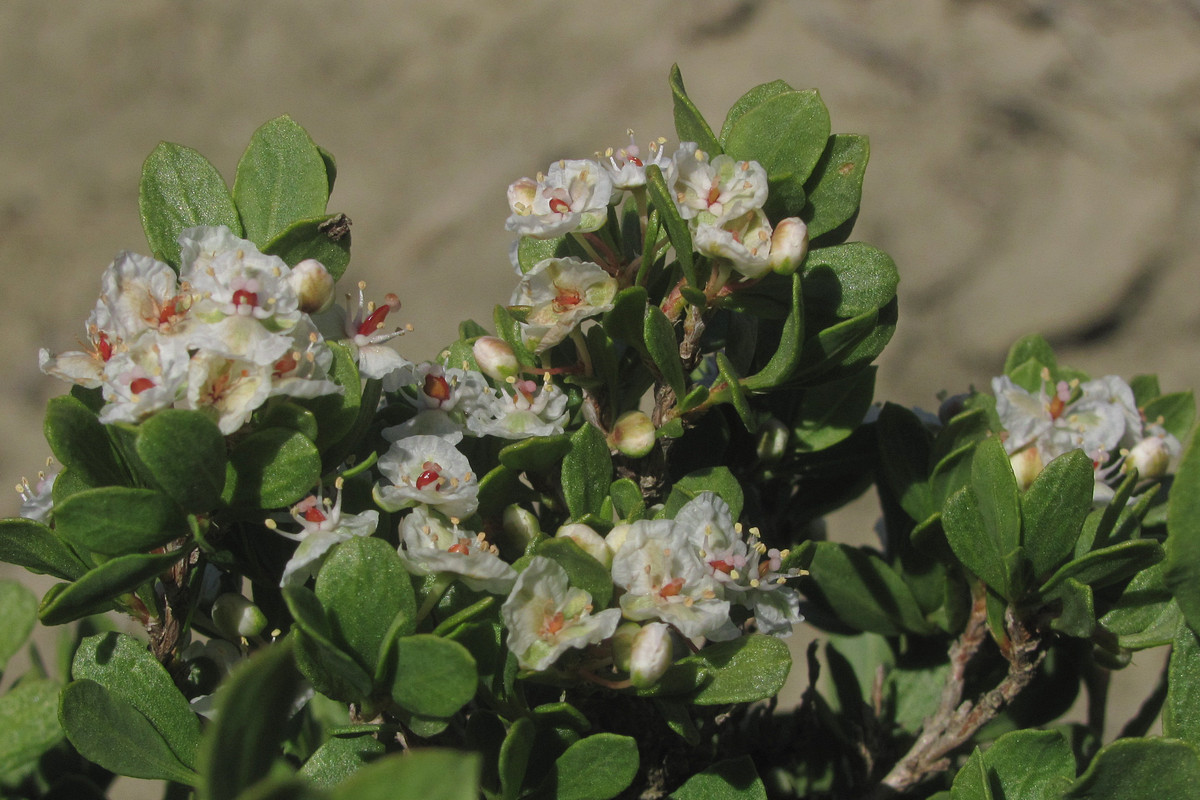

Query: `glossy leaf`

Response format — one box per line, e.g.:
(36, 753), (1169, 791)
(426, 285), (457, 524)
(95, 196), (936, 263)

(315, 537), (416, 673)
(139, 141), (241, 267)
(388, 634), (477, 718)
(943, 487), (1009, 596)
(534, 537), (613, 609)
(718, 80), (794, 147)
(55, 486), (187, 556)
(602, 286), (649, 353)
(262, 213), (352, 280)
(1063, 737), (1200, 799)
(804, 542), (935, 635)
(516, 236), (569, 275)
(59, 679), (199, 785)
(499, 717), (536, 800)
(1143, 391), (1195, 442)
(1098, 563), (1179, 649)
(561, 423), (613, 520)
(300, 341), (363, 452)
(714, 351), (754, 431)
(1023, 449), (1093, 578)
(875, 403), (935, 521)
(134, 409), (227, 512)
(662, 466), (745, 522)
(39, 548), (187, 625)
(197, 639), (303, 800)
(284, 587), (374, 704)
(0, 518), (87, 581)
(330, 749), (480, 800)
(669, 755), (766, 800)
(72, 632), (201, 769)
(222, 427), (322, 509)
(550, 733), (639, 800)
(644, 304), (687, 400)
(0, 580), (36, 670)
(499, 434), (572, 473)
(1040, 539), (1163, 594)
(233, 115), (330, 246)
(668, 64), (719, 158)
(801, 242), (899, 323)
(672, 635), (791, 705)
(803, 134), (870, 241)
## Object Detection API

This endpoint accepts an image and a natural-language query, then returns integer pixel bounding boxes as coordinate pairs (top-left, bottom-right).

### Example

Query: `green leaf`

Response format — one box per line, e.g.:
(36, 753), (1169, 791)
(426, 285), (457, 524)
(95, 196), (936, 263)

(1043, 577), (1095, 638)
(139, 141), (241, 267)
(1040, 539), (1164, 594)
(943, 487), (1009, 596)
(0, 678), (64, 776)
(1166, 620), (1200, 746)
(43, 395), (124, 487)
(72, 632), (202, 769)
(971, 436), (1022, 556)
(718, 80), (794, 147)
(286, 587), (374, 705)
(330, 749), (481, 800)
(260, 401), (321, 442)
(1023, 449), (1094, 578)
(134, 409), (228, 512)
(645, 310), (687, 406)
(499, 717), (536, 800)
(724, 89), (831, 218)
(516, 236), (570, 274)
(55, 486), (188, 555)
(803, 134), (870, 241)
(0, 580), (36, 670)
(670, 755), (768, 800)
(609, 478), (646, 521)
(668, 64), (719, 158)
(39, 549), (187, 625)
(742, 273), (805, 391)
(222, 427), (321, 509)
(795, 308), (878, 377)
(714, 352), (754, 432)
(197, 639), (303, 800)
(800, 243), (898, 322)
(299, 734), (386, 788)
(499, 434), (572, 473)
(662, 466), (744, 522)
(804, 542), (935, 635)
(1099, 563), (1180, 649)
(645, 164), (697, 289)
(0, 518), (87, 581)
(315, 537), (416, 674)
(550, 733), (639, 800)
(1165, 432), (1200, 632)
(262, 213), (352, 280)
(950, 728), (1075, 800)
(59, 679), (199, 784)
(1003, 334), (1059, 391)
(561, 424), (613, 520)
(876, 403), (935, 521)
(789, 367), (876, 452)
(1143, 391), (1195, 442)
(602, 287), (649, 352)
(534, 537), (613, 609)
(388, 634), (477, 718)
(1063, 737), (1200, 799)
(233, 115), (330, 246)
(687, 634), (791, 705)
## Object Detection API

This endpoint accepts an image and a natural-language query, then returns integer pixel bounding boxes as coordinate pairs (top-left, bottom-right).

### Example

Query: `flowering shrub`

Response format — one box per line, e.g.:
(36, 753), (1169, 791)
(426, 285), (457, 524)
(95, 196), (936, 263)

(2, 66), (1200, 800)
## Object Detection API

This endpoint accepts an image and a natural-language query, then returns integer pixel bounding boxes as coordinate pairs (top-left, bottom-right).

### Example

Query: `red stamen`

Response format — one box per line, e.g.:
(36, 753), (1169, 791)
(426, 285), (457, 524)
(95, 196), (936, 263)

(129, 377), (154, 395)
(423, 374), (452, 403)
(232, 289), (258, 309)
(543, 611), (565, 635)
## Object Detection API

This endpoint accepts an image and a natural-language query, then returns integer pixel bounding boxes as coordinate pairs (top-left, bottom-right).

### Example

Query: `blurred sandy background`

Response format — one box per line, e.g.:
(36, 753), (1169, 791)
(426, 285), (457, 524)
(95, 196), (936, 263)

(2, 0), (1198, 793)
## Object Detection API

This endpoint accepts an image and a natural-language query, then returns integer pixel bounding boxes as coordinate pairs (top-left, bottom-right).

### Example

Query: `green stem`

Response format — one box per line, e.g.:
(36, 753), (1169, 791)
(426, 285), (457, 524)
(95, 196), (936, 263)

(414, 573), (455, 626)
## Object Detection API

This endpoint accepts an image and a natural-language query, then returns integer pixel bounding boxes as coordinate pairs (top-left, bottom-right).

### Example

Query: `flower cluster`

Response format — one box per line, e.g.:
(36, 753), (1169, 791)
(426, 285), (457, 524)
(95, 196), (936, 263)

(40, 226), (343, 434)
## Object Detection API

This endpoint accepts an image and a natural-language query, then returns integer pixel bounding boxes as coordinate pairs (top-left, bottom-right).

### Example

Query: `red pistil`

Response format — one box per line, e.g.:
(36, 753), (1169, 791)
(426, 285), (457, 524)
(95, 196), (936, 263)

(706, 184), (722, 207)
(129, 377), (155, 395)
(232, 289), (259, 309)
(553, 288), (582, 312)
(1048, 395), (1066, 420)
(709, 560), (735, 575)
(273, 353), (298, 377)
(423, 374), (452, 403)
(415, 461), (442, 490)
(549, 197), (571, 214)
(357, 304), (391, 337)
(96, 333), (113, 362)
(628, 155), (643, 167)
(304, 507), (327, 523)
(658, 577), (685, 598)
(542, 611), (565, 636)
(448, 541), (471, 555)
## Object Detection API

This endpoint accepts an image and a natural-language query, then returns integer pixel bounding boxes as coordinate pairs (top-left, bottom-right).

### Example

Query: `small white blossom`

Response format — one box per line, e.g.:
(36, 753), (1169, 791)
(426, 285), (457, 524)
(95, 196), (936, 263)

(501, 556), (622, 672)
(397, 506), (516, 594)
(510, 257), (617, 352)
(270, 479), (379, 587)
(672, 144), (768, 225)
(182, 352), (273, 435)
(600, 133), (676, 190)
(465, 375), (570, 439)
(373, 434), (479, 520)
(505, 159), (613, 239)
(16, 460), (59, 523)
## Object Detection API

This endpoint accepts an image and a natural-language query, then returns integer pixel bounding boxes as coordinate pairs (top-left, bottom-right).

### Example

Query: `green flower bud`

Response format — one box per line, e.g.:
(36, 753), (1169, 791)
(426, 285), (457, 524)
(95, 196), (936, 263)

(628, 622), (673, 688)
(755, 417), (790, 464)
(502, 503), (542, 552)
(611, 621), (641, 672)
(287, 258), (336, 314)
(609, 410), (656, 458)
(473, 336), (520, 381)
(211, 593), (267, 639)
(556, 522), (611, 568)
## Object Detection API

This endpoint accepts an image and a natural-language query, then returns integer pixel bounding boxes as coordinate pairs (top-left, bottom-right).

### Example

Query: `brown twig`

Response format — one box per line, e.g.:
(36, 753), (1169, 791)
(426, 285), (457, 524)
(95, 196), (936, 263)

(869, 592), (1044, 797)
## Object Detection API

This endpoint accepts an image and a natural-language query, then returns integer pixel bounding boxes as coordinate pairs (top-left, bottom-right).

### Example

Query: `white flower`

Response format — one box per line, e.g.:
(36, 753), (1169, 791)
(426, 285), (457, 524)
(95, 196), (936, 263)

(600, 133), (676, 190)
(267, 318), (343, 399)
(692, 210), (775, 279)
(38, 309), (112, 388)
(510, 257), (617, 352)
(397, 506), (516, 594)
(269, 479), (379, 587)
(373, 434), (479, 520)
(97, 250), (195, 350)
(609, 519), (737, 641)
(98, 342), (189, 425)
(672, 144), (768, 225)
(16, 460), (59, 523)
(501, 556), (622, 671)
(505, 159), (613, 239)
(182, 352), (273, 435)
(465, 376), (570, 439)
(317, 281), (410, 385)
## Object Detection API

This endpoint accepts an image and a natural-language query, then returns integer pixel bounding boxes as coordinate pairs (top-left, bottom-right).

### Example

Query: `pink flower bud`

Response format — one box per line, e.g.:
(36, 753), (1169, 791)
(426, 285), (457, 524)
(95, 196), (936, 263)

(211, 593), (267, 639)
(473, 336), (520, 381)
(609, 410), (656, 458)
(768, 217), (808, 275)
(287, 259), (336, 314)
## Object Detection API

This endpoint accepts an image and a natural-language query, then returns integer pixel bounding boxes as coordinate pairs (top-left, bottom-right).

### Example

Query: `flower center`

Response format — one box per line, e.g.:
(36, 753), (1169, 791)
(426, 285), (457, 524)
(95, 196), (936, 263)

(448, 539), (471, 555)
(709, 559), (735, 575)
(415, 461), (443, 490)
(129, 377), (155, 395)
(423, 374), (452, 403)
(273, 352), (298, 377)
(548, 196), (571, 215)
(1048, 395), (1066, 420)
(553, 288), (582, 312)
(541, 610), (566, 637)
(232, 289), (259, 309)
(304, 506), (327, 523)
(658, 577), (685, 598)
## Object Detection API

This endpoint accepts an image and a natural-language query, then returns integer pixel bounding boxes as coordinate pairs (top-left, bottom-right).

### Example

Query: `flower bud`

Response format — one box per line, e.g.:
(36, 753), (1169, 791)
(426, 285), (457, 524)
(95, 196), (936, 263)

(755, 418), (790, 464)
(608, 410), (656, 458)
(605, 523), (632, 557)
(287, 259), (336, 314)
(628, 622), (673, 688)
(556, 523), (611, 568)
(1127, 435), (1172, 480)
(473, 336), (520, 381)
(1010, 447), (1044, 491)
(768, 217), (808, 275)
(502, 503), (542, 552)
(610, 621), (640, 671)
(211, 593), (267, 639)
